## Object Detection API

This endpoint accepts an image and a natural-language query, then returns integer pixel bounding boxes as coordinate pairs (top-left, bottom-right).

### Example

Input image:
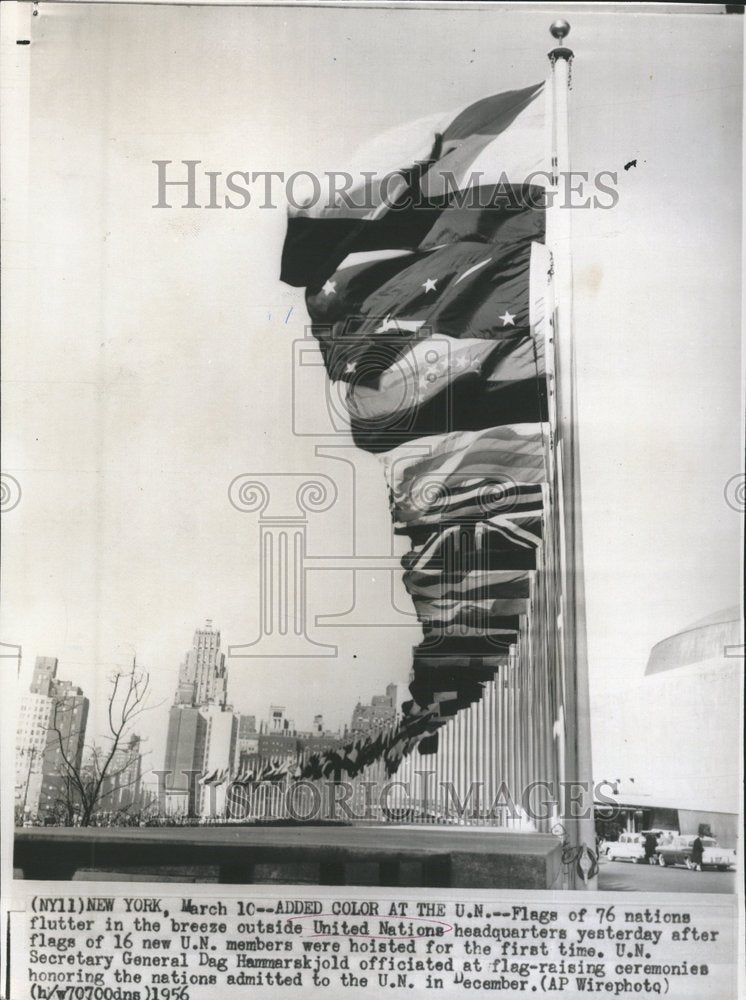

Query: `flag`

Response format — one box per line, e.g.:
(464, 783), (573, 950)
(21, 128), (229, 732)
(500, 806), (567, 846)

(346, 339), (546, 454)
(281, 80), (551, 758)
(383, 734), (407, 777)
(302, 753), (323, 781)
(414, 600), (523, 631)
(260, 758), (288, 781)
(405, 564), (531, 601)
(382, 424), (549, 525)
(234, 767), (255, 786)
(281, 83), (547, 289)
(403, 516), (543, 576)
(408, 651), (508, 717)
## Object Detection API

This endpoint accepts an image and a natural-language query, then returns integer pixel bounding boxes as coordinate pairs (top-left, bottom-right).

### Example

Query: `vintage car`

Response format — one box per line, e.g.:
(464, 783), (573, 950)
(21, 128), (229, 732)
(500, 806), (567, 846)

(605, 832), (646, 863)
(655, 835), (736, 871)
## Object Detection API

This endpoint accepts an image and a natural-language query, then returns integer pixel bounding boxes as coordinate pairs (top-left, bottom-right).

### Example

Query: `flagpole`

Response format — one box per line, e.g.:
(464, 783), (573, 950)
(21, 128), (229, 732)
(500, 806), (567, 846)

(547, 19), (597, 888)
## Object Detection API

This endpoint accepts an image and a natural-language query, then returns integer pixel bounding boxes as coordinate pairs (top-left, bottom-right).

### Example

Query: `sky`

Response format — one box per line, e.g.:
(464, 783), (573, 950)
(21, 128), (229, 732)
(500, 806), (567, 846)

(1, 2), (742, 785)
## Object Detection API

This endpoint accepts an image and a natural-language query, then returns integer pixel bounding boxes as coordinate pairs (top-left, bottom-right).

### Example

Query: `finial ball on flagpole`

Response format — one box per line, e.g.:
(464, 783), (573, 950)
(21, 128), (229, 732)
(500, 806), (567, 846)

(550, 20), (571, 41)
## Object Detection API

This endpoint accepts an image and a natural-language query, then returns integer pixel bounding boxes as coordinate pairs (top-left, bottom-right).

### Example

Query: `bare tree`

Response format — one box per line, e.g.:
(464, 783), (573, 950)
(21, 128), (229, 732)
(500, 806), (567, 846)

(90, 744), (155, 824)
(48, 767), (81, 826)
(48, 659), (153, 826)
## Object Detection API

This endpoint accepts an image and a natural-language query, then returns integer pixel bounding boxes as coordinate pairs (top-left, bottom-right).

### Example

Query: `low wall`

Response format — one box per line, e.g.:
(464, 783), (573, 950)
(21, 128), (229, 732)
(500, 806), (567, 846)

(14, 825), (563, 889)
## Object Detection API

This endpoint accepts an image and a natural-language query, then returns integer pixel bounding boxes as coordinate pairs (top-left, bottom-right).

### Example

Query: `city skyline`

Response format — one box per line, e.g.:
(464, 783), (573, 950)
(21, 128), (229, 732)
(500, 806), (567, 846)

(14, 578), (741, 801)
(13, 615), (403, 753)
(3, 6), (740, 801)
(15, 617), (407, 819)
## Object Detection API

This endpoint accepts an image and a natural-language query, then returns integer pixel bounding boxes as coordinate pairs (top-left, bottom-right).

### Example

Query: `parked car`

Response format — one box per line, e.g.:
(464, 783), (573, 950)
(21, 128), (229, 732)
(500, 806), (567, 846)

(655, 835), (736, 871)
(606, 832), (646, 863)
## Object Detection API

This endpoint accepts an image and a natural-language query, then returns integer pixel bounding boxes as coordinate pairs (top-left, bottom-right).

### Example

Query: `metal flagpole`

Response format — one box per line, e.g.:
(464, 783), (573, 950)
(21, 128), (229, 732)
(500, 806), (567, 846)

(547, 19), (597, 888)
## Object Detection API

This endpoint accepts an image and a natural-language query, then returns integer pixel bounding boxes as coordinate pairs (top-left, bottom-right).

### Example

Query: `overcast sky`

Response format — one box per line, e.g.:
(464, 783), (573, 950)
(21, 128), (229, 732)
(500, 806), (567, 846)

(2, 3), (742, 782)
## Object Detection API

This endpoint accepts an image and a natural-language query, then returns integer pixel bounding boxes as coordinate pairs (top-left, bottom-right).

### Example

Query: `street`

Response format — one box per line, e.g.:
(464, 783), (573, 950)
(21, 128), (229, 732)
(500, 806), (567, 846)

(598, 857), (735, 894)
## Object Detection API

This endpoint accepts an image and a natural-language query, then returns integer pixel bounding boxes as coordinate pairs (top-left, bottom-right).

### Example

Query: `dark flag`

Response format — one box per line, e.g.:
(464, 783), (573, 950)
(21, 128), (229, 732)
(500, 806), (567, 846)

(281, 81), (551, 758)
(281, 83), (547, 289)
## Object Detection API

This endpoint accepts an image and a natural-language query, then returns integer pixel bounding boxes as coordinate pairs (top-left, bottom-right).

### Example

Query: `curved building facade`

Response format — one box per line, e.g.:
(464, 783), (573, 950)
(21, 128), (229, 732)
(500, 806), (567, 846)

(646, 607), (741, 677)
(596, 607), (742, 846)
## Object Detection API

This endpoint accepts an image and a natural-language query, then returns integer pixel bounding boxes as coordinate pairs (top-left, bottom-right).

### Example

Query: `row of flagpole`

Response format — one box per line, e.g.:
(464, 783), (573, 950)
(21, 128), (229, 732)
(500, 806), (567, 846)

(165, 25), (596, 888)
(181, 648), (559, 831)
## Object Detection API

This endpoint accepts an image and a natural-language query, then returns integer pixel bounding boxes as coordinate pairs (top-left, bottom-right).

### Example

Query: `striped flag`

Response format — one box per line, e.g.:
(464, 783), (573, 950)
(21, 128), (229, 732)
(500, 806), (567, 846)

(406, 565), (531, 599)
(281, 80), (552, 758)
(403, 514), (543, 570)
(232, 767), (256, 787)
(382, 424), (549, 526)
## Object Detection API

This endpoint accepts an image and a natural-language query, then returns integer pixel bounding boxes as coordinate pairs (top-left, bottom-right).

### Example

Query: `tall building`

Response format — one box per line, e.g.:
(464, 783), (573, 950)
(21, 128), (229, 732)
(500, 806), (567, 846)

(256, 706), (296, 763)
(39, 677), (89, 821)
(30, 656), (58, 695)
(163, 706), (206, 813)
(16, 657), (90, 821)
(163, 622), (236, 815)
(267, 705), (293, 732)
(174, 619), (227, 707)
(233, 714), (259, 772)
(199, 705), (237, 802)
(98, 734), (144, 817)
(349, 683), (401, 737)
(15, 657), (58, 817)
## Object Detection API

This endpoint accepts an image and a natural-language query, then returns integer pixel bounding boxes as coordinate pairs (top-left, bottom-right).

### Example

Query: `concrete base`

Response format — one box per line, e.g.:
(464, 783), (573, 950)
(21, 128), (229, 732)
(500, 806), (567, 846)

(15, 825), (564, 889)
(449, 836), (564, 889)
